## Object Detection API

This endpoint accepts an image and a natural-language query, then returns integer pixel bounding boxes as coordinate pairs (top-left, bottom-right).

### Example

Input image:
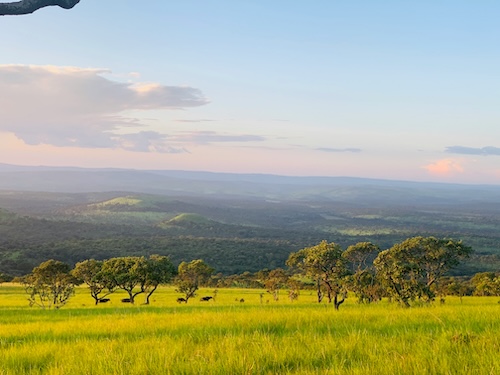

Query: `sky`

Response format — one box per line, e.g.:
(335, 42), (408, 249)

(0, 1), (499, 184)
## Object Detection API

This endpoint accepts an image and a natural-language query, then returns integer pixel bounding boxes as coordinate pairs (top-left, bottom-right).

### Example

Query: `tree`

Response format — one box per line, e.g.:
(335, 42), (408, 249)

(72, 259), (115, 305)
(143, 255), (176, 305)
(21, 259), (76, 309)
(101, 256), (147, 305)
(287, 277), (302, 302)
(287, 240), (349, 309)
(174, 259), (214, 303)
(471, 272), (500, 296)
(343, 242), (380, 273)
(343, 242), (382, 303)
(0, 272), (12, 284)
(264, 268), (289, 302)
(436, 276), (473, 303)
(0, 0), (80, 16)
(374, 236), (473, 307)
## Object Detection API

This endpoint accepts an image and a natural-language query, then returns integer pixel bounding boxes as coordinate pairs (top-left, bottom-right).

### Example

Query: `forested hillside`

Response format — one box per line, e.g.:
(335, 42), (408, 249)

(1, 170), (500, 277)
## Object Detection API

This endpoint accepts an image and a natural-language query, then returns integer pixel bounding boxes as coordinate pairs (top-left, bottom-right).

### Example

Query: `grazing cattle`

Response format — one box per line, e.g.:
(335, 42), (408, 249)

(240, 298), (245, 303)
(121, 298), (132, 303)
(200, 296), (213, 302)
(176, 297), (187, 303)
(98, 298), (110, 303)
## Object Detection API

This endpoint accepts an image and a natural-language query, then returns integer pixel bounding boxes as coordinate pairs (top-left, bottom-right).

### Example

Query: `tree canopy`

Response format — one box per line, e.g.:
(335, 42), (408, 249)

(100, 256), (147, 304)
(142, 255), (176, 304)
(374, 236), (473, 307)
(287, 240), (348, 309)
(72, 259), (115, 305)
(174, 259), (214, 303)
(21, 259), (76, 309)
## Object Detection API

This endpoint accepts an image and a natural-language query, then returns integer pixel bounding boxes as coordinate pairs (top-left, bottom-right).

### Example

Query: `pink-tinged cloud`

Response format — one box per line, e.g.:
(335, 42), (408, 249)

(0, 64), (208, 153)
(423, 159), (464, 176)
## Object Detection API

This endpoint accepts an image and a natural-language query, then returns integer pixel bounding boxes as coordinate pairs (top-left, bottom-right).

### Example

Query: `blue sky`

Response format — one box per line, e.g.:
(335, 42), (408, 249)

(1, 1), (499, 184)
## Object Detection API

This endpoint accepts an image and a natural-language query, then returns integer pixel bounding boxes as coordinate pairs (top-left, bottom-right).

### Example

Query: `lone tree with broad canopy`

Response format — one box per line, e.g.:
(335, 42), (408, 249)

(0, 0), (80, 16)
(72, 259), (115, 305)
(21, 259), (77, 309)
(143, 255), (176, 305)
(101, 256), (148, 305)
(374, 236), (473, 307)
(174, 259), (214, 303)
(287, 240), (349, 309)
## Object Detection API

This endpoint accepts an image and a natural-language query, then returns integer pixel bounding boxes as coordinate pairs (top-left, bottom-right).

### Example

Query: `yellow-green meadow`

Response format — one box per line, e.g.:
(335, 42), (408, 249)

(0, 285), (499, 374)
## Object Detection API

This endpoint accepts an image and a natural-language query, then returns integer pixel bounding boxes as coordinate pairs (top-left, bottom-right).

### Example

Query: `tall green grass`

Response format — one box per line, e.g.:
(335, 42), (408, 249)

(0, 285), (499, 374)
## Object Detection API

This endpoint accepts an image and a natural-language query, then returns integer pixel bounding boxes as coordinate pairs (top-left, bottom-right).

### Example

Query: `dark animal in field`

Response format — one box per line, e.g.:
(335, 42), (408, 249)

(98, 298), (110, 303)
(240, 298), (245, 303)
(177, 297), (187, 303)
(121, 298), (131, 303)
(200, 296), (213, 301)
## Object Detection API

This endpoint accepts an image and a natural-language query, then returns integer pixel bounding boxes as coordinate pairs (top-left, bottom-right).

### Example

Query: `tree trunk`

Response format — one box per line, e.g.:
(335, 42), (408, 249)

(125, 290), (135, 304)
(334, 294), (345, 310)
(144, 285), (158, 305)
(401, 298), (410, 308)
(316, 279), (323, 303)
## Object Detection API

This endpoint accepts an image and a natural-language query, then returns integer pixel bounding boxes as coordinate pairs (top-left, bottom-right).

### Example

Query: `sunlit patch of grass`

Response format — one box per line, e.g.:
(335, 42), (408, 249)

(163, 213), (215, 225)
(78, 210), (173, 225)
(324, 227), (401, 236)
(336, 228), (395, 235)
(88, 196), (143, 208)
(352, 215), (383, 220)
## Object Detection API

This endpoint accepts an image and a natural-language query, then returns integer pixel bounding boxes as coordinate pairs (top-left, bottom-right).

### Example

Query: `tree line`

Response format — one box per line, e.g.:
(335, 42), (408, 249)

(9, 236), (500, 309)
(13, 255), (214, 309)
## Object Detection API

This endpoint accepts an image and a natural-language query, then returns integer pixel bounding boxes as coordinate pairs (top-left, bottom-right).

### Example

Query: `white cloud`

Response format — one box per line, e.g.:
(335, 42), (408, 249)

(316, 147), (362, 153)
(116, 131), (188, 153)
(0, 65), (208, 152)
(171, 131), (266, 144)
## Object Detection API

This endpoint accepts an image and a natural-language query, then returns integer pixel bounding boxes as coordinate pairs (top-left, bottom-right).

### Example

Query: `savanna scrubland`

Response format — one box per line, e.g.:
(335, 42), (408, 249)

(1, 168), (500, 374)
(1, 169), (500, 277)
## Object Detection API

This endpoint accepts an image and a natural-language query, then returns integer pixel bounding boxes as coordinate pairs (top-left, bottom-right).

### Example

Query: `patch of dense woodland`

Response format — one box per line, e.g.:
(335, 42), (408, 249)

(1, 191), (500, 277)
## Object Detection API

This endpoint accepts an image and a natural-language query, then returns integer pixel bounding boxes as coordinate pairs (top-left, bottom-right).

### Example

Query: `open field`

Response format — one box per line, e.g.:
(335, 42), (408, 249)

(0, 285), (499, 374)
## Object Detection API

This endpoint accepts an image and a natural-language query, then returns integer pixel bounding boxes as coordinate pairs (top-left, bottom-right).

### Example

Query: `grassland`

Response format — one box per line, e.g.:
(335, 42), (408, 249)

(0, 285), (499, 374)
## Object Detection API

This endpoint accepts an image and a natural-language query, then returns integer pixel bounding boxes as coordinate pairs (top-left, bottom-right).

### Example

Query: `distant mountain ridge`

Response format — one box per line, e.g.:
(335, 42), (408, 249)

(1, 163), (499, 206)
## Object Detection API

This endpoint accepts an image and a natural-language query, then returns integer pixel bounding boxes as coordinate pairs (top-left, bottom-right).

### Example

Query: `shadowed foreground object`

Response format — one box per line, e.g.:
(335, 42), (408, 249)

(0, 0), (80, 15)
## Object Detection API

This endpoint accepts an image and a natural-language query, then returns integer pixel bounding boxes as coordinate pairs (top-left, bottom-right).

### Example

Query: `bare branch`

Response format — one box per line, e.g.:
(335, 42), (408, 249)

(0, 0), (80, 16)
